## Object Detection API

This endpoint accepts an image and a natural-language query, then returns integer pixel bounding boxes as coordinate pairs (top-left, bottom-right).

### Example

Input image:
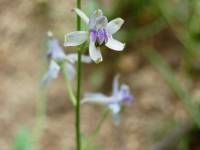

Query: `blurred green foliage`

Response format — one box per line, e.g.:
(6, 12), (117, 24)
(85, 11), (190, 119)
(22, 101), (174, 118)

(111, 0), (200, 74)
(13, 128), (32, 150)
(178, 135), (190, 150)
(145, 49), (200, 127)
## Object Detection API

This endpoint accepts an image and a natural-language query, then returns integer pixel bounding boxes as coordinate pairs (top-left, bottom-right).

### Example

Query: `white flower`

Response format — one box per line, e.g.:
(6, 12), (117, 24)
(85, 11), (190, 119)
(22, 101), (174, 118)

(41, 32), (91, 85)
(81, 75), (134, 126)
(64, 9), (125, 63)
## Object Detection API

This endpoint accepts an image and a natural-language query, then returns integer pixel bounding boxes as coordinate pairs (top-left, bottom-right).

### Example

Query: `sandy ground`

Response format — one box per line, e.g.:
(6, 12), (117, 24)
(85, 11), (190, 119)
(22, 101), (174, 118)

(0, 0), (192, 150)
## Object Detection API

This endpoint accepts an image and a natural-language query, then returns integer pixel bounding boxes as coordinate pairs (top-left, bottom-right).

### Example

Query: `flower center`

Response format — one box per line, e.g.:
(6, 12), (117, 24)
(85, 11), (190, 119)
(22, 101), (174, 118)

(90, 28), (111, 47)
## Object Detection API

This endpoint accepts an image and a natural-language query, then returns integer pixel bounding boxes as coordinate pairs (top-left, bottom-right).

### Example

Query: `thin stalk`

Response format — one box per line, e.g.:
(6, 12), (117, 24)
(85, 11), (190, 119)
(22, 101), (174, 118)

(76, 0), (82, 150)
(76, 52), (82, 150)
(61, 63), (76, 106)
(91, 108), (110, 139)
(32, 87), (47, 149)
(83, 109), (110, 150)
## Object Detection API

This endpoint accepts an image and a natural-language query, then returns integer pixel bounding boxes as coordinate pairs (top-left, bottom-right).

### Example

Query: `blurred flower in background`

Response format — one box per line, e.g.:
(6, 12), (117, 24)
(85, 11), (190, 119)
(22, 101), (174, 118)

(42, 32), (91, 85)
(82, 75), (134, 125)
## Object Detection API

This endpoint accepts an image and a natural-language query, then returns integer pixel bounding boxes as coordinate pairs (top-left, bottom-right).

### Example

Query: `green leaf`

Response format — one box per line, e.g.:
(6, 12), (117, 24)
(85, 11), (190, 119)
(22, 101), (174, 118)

(13, 127), (32, 150)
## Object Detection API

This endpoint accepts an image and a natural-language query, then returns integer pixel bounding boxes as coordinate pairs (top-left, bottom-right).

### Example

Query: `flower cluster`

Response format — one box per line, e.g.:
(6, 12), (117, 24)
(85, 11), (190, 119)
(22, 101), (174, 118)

(42, 9), (134, 125)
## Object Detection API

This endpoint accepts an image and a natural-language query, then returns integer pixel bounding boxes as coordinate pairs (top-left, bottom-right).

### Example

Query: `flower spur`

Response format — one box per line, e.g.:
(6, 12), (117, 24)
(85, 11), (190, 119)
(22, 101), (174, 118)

(64, 9), (125, 63)
(81, 75), (134, 126)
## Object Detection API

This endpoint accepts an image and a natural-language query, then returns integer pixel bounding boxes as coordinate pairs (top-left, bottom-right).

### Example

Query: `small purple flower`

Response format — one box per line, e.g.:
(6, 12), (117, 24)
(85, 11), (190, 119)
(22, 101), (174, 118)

(64, 9), (125, 63)
(41, 32), (91, 85)
(82, 75), (134, 126)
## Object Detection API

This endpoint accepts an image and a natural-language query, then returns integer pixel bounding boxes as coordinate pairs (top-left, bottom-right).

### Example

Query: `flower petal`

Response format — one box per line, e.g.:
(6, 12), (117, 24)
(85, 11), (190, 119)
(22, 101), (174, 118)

(81, 55), (92, 63)
(48, 37), (62, 52)
(112, 113), (120, 126)
(120, 84), (134, 105)
(109, 103), (121, 114)
(66, 53), (92, 64)
(73, 8), (89, 24)
(64, 31), (88, 47)
(89, 39), (103, 63)
(85, 93), (108, 99)
(81, 93), (114, 104)
(47, 47), (67, 62)
(96, 16), (108, 29)
(109, 103), (121, 126)
(112, 75), (120, 95)
(106, 18), (124, 34)
(41, 60), (60, 85)
(120, 84), (130, 95)
(47, 35), (68, 61)
(89, 9), (103, 29)
(106, 38), (125, 51)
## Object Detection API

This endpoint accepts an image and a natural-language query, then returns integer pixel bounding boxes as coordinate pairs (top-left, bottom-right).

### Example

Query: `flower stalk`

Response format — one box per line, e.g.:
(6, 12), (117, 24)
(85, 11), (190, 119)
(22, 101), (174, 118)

(76, 0), (82, 150)
(61, 62), (76, 106)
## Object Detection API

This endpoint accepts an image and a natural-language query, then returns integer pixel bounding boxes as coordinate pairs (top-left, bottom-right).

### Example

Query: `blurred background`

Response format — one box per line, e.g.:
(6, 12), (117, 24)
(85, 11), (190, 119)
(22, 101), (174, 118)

(1, 0), (200, 149)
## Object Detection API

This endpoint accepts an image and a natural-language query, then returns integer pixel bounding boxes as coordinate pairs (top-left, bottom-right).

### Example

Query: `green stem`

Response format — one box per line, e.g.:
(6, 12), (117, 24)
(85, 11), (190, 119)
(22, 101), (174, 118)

(91, 108), (110, 139)
(83, 109), (110, 150)
(61, 63), (77, 106)
(32, 87), (47, 149)
(76, 52), (82, 150)
(76, 0), (82, 150)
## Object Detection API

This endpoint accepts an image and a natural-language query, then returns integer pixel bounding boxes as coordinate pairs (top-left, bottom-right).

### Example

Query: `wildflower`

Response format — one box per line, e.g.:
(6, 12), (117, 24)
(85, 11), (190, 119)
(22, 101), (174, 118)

(42, 32), (91, 85)
(64, 9), (125, 63)
(82, 75), (134, 126)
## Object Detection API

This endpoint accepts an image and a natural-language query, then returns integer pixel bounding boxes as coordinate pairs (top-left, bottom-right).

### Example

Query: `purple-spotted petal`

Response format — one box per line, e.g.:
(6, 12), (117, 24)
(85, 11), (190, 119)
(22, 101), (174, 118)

(94, 28), (110, 46)
(97, 28), (106, 45)
(90, 30), (97, 42)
